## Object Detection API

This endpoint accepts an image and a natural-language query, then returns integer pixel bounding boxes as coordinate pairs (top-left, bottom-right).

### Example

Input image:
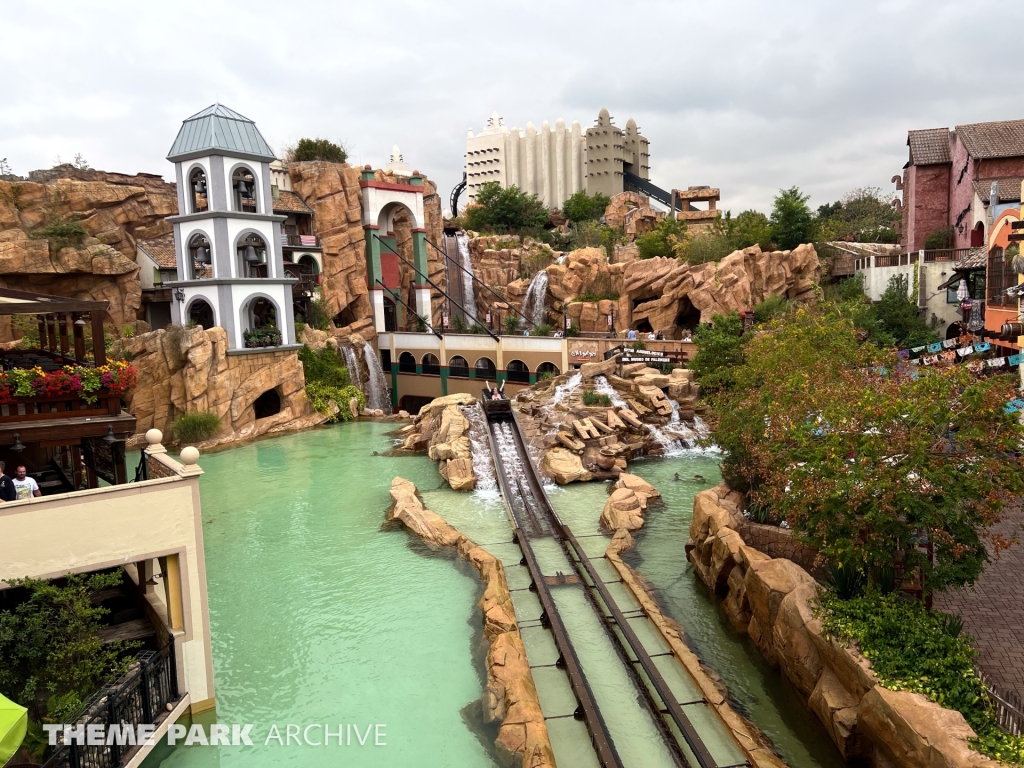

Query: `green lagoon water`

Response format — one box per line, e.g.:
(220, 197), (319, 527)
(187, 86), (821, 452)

(145, 421), (841, 768)
(144, 421), (505, 768)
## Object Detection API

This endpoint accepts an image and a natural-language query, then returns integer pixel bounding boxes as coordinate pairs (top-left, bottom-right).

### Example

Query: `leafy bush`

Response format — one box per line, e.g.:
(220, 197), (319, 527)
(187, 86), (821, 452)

(924, 225), (955, 250)
(171, 411), (221, 443)
(819, 592), (1024, 765)
(304, 296), (331, 331)
(752, 294), (789, 323)
(636, 218), (687, 259)
(504, 314), (521, 334)
(298, 345), (350, 388)
(0, 570), (141, 725)
(464, 182), (548, 235)
(531, 323), (552, 337)
(292, 138), (347, 164)
(562, 190), (610, 223)
(769, 186), (816, 250)
(305, 381), (365, 421)
(469, 323), (488, 335)
(582, 390), (612, 407)
(690, 312), (750, 393)
(30, 212), (88, 252)
(816, 187), (899, 243)
(565, 322), (580, 337)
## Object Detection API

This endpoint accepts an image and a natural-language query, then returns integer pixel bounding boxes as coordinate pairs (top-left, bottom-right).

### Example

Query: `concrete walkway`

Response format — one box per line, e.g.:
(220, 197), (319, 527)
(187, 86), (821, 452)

(933, 506), (1024, 694)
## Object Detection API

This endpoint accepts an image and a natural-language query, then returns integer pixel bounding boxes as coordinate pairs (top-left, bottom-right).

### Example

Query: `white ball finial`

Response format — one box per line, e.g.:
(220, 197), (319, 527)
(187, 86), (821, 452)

(146, 429), (163, 445)
(180, 446), (200, 465)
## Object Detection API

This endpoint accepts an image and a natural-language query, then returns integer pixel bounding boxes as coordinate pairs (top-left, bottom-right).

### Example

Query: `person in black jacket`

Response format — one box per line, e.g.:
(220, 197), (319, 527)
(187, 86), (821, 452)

(0, 461), (17, 502)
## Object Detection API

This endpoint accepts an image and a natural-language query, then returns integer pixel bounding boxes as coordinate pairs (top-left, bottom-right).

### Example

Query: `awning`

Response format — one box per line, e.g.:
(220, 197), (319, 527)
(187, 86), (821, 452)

(0, 693), (27, 765)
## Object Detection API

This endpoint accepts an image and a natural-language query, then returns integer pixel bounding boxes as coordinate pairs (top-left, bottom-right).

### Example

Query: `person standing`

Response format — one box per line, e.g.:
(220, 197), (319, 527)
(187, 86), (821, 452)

(12, 464), (40, 500)
(0, 461), (16, 502)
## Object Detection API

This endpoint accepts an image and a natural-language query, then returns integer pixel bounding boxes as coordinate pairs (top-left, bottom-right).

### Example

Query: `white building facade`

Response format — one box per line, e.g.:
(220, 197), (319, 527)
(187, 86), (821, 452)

(166, 104), (297, 351)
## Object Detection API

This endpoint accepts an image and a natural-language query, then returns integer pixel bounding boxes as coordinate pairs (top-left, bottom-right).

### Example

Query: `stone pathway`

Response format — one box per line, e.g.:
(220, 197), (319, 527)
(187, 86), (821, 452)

(933, 506), (1024, 694)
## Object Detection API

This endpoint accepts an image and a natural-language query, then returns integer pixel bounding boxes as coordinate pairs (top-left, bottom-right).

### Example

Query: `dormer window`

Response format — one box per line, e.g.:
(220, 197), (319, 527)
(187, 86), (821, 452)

(238, 233), (268, 277)
(233, 168), (258, 213)
(188, 233), (213, 279)
(189, 169), (208, 213)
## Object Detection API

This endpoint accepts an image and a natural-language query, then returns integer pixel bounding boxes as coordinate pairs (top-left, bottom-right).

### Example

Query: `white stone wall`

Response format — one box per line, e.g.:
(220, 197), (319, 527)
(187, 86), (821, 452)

(465, 113), (584, 210)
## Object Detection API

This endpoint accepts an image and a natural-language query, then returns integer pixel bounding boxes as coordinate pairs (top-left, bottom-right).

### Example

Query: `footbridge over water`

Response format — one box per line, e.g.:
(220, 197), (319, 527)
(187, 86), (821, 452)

(479, 395), (752, 768)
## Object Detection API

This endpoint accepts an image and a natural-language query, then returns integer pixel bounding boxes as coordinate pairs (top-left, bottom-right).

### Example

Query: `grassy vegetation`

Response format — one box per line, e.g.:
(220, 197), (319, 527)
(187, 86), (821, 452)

(582, 390), (612, 407)
(171, 411), (221, 443)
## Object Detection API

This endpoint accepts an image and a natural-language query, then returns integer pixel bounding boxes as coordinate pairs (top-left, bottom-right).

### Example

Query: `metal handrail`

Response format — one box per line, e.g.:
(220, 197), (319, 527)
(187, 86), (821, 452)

(424, 235), (536, 329)
(373, 235), (499, 341)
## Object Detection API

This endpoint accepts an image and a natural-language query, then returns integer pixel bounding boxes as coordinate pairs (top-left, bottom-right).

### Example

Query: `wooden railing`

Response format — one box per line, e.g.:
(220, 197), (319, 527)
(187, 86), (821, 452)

(978, 669), (1024, 737)
(0, 390), (121, 423)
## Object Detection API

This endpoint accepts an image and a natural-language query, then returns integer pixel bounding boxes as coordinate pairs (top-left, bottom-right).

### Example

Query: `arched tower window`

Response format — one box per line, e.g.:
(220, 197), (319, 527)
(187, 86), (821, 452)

(188, 299), (215, 329)
(238, 233), (269, 278)
(232, 167), (258, 213)
(188, 233), (213, 279)
(189, 168), (208, 213)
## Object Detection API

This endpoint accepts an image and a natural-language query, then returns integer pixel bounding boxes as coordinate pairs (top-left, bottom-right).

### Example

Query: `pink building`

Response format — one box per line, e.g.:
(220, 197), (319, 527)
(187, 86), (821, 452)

(900, 119), (1024, 251)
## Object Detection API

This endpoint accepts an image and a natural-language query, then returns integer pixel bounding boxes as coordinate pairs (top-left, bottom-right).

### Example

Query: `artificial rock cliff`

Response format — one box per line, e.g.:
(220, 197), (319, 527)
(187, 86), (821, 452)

(497, 243), (821, 337)
(0, 166), (177, 336)
(121, 325), (324, 447)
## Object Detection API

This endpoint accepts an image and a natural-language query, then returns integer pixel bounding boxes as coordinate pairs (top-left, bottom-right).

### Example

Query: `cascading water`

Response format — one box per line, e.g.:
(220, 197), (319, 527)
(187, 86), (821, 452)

(593, 375), (628, 409)
(549, 373), (583, 407)
(342, 346), (364, 392)
(461, 404), (497, 493)
(523, 271), (549, 328)
(361, 341), (392, 414)
(455, 232), (478, 323)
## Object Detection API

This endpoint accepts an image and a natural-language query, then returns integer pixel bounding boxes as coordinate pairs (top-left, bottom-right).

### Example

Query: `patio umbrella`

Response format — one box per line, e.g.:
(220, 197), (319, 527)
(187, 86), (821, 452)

(0, 693), (27, 765)
(956, 279), (969, 302)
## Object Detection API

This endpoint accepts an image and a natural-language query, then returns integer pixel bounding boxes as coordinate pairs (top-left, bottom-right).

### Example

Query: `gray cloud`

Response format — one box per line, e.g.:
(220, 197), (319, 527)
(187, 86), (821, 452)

(0, 0), (1018, 215)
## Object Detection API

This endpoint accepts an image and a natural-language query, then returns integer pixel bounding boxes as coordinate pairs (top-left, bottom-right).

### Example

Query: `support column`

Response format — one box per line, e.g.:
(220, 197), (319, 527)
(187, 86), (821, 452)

(539, 120), (551, 208)
(555, 118), (566, 208)
(363, 224), (385, 332)
(160, 554), (184, 631)
(412, 229), (431, 328)
(525, 122), (537, 197)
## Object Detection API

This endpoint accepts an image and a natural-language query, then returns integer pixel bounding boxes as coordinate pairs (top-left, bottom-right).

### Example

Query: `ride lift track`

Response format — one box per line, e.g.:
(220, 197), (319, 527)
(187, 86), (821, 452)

(481, 396), (738, 768)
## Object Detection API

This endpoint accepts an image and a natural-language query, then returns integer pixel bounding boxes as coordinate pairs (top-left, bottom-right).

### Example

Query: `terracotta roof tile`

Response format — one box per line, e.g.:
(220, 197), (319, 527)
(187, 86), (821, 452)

(956, 119), (1024, 160)
(137, 233), (177, 268)
(955, 247), (988, 270)
(972, 177), (1022, 203)
(271, 190), (312, 214)
(907, 128), (951, 165)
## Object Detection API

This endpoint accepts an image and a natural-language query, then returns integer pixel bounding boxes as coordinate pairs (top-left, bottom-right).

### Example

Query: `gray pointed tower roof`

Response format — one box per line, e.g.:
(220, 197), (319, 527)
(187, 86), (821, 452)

(167, 103), (276, 161)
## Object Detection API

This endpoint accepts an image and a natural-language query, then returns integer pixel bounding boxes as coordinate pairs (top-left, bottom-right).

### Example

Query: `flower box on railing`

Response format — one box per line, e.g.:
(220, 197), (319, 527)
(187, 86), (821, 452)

(0, 361), (137, 408)
(243, 328), (283, 348)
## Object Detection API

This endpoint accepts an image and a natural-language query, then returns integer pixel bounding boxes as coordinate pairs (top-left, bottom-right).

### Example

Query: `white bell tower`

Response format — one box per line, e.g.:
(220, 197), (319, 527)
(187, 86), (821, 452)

(165, 104), (297, 351)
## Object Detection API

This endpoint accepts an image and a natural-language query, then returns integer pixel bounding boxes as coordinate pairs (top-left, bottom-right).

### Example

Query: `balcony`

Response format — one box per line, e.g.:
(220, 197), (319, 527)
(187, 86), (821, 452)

(281, 233), (320, 249)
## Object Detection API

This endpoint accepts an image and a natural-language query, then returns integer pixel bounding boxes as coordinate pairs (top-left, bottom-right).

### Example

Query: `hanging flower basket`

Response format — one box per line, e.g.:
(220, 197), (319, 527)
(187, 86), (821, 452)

(0, 360), (138, 405)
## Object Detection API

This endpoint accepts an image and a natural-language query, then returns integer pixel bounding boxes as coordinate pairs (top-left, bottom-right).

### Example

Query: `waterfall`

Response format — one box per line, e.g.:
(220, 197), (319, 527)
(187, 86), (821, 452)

(342, 346), (364, 392)
(549, 373), (582, 407)
(461, 404), (497, 493)
(361, 341), (392, 413)
(523, 271), (549, 327)
(593, 375), (627, 408)
(456, 232), (478, 323)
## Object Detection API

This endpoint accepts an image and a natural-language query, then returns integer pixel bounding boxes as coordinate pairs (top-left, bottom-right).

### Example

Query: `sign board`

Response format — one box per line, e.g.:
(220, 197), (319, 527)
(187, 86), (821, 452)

(82, 435), (127, 486)
(622, 356), (669, 365)
(568, 339), (599, 361)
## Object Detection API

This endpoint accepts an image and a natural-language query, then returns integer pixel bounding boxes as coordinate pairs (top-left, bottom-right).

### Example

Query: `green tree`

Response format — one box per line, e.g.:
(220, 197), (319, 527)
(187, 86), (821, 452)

(0, 570), (141, 723)
(635, 218), (687, 259)
(730, 209), (773, 249)
(816, 187), (898, 243)
(689, 312), (750, 393)
(924, 226), (955, 250)
(562, 190), (610, 223)
(464, 182), (548, 235)
(710, 305), (1024, 592)
(292, 138), (348, 164)
(865, 274), (938, 348)
(769, 186), (816, 250)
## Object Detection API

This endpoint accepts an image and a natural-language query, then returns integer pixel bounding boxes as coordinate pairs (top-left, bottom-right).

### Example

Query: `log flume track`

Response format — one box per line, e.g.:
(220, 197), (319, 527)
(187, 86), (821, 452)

(480, 395), (749, 768)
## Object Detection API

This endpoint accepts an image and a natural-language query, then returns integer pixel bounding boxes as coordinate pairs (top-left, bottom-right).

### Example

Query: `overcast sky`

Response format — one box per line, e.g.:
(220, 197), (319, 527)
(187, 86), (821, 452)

(1, 0), (1018, 216)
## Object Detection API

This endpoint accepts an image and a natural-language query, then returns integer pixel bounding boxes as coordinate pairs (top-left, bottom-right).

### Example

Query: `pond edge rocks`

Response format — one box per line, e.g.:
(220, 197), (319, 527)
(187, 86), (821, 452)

(687, 483), (1002, 768)
(387, 477), (555, 768)
(600, 474), (787, 768)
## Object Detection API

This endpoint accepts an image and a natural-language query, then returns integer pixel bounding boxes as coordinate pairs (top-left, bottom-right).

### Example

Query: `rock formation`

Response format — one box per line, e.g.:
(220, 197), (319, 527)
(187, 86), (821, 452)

(287, 162), (445, 341)
(396, 393), (477, 490)
(0, 167), (177, 337)
(387, 478), (555, 768)
(687, 484), (1002, 768)
(599, 473), (660, 532)
(121, 325), (324, 447)
(475, 238), (821, 338)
